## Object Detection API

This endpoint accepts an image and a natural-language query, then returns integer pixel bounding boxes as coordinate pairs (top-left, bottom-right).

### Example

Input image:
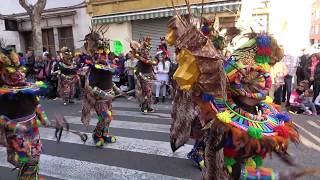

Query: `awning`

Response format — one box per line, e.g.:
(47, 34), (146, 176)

(92, 1), (241, 24)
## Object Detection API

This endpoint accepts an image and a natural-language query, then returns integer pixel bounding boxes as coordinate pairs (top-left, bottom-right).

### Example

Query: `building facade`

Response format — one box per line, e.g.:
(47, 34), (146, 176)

(86, 0), (270, 56)
(310, 0), (320, 44)
(0, 0), (90, 55)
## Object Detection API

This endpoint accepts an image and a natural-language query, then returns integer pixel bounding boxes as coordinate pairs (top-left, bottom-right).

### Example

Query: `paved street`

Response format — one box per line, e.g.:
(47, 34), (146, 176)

(0, 98), (320, 180)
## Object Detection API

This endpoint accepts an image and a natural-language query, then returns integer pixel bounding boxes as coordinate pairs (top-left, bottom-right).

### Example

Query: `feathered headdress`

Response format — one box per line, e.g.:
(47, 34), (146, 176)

(0, 48), (47, 95)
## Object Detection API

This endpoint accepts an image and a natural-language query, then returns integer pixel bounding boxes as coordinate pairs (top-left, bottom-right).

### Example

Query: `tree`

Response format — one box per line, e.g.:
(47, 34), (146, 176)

(19, 0), (47, 56)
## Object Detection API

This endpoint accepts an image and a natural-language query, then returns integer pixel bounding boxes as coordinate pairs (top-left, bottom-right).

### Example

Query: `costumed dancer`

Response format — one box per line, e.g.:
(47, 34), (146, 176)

(131, 37), (157, 113)
(170, 16), (227, 170)
(166, 3), (319, 179)
(55, 47), (79, 105)
(0, 48), (49, 180)
(79, 28), (123, 147)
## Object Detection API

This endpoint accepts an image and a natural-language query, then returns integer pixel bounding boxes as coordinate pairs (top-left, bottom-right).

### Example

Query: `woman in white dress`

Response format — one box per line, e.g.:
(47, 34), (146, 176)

(154, 52), (170, 103)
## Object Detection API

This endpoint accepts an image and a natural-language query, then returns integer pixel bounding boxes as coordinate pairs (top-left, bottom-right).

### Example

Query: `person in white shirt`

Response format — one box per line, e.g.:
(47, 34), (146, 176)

(154, 52), (170, 103)
(124, 52), (138, 96)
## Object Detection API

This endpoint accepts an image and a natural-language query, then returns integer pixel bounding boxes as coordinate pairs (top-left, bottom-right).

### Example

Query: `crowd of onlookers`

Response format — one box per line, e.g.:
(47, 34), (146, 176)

(20, 48), (177, 104)
(270, 50), (320, 116)
(21, 46), (320, 116)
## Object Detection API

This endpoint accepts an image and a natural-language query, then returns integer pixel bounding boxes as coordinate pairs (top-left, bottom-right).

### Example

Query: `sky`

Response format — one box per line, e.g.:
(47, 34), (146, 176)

(269, 0), (313, 56)
(0, 0), (84, 15)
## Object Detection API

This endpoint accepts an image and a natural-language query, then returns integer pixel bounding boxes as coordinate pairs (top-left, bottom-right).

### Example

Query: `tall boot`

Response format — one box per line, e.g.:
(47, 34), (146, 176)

(162, 96), (165, 103)
(92, 127), (104, 147)
(187, 140), (205, 170)
(17, 163), (40, 180)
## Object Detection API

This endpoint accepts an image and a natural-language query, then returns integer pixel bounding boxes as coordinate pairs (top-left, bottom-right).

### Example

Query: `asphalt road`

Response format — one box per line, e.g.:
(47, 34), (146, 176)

(0, 98), (319, 180)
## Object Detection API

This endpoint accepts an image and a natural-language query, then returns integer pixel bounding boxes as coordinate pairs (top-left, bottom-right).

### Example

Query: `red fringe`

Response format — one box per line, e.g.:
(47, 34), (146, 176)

(257, 48), (272, 56)
(274, 125), (290, 138)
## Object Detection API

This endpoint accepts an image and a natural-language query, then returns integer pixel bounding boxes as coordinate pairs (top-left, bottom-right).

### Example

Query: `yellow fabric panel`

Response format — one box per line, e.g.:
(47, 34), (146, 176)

(173, 49), (200, 91)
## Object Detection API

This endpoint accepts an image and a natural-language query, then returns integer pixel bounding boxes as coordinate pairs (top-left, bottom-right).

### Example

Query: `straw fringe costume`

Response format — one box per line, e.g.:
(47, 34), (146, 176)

(79, 30), (121, 147)
(131, 38), (157, 113)
(164, 11), (315, 179)
(0, 48), (49, 180)
(56, 47), (79, 105)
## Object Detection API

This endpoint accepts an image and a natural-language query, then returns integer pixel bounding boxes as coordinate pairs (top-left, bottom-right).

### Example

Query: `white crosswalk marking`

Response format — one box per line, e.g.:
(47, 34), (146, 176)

(0, 147), (189, 180)
(63, 116), (170, 133)
(38, 127), (191, 159)
(78, 110), (171, 119)
(307, 120), (320, 129)
(294, 123), (320, 144)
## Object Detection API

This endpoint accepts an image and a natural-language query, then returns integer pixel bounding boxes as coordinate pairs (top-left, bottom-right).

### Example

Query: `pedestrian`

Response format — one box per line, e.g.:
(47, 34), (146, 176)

(296, 48), (309, 84)
(34, 55), (47, 81)
(18, 52), (26, 66)
(300, 89), (317, 115)
(303, 53), (320, 101)
(124, 51), (138, 97)
(282, 54), (299, 106)
(270, 60), (288, 105)
(289, 80), (309, 113)
(25, 50), (35, 81)
(154, 52), (170, 103)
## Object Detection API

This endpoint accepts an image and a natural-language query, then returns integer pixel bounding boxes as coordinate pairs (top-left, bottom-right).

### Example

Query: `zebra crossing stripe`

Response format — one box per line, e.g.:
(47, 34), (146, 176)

(0, 147), (190, 180)
(295, 123), (320, 145)
(39, 128), (192, 159)
(77, 110), (171, 119)
(307, 120), (320, 129)
(64, 116), (170, 133)
(299, 135), (320, 152)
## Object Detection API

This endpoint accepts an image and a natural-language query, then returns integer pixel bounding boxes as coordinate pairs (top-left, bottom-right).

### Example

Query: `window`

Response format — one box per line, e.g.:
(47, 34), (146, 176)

(58, 27), (74, 51)
(4, 19), (18, 31)
(42, 29), (56, 55)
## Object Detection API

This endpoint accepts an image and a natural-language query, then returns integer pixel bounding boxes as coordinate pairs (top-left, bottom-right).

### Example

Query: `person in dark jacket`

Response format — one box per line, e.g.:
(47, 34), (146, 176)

(303, 53), (320, 101)
(296, 49), (309, 84)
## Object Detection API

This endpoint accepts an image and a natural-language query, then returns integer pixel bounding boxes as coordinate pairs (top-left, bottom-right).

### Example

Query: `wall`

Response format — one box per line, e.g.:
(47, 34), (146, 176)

(0, 20), (22, 52)
(73, 7), (92, 49)
(87, 0), (226, 16)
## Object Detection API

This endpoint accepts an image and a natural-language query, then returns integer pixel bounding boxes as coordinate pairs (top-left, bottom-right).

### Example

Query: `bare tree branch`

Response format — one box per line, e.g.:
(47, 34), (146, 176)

(18, 0), (33, 15)
(35, 0), (47, 13)
(18, 0), (47, 56)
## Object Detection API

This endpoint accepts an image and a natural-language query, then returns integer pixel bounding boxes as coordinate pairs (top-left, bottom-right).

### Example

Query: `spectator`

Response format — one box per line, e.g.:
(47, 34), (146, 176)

(289, 80), (309, 113)
(154, 52), (170, 103)
(124, 52), (138, 96)
(18, 52), (26, 66)
(296, 49), (309, 84)
(34, 56), (47, 81)
(46, 54), (58, 99)
(299, 89), (317, 115)
(270, 60), (288, 105)
(303, 53), (320, 101)
(25, 50), (35, 80)
(282, 54), (299, 106)
(43, 47), (49, 57)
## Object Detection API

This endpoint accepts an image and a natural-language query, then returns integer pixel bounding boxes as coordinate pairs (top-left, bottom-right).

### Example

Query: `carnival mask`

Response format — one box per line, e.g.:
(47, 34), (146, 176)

(225, 35), (283, 100)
